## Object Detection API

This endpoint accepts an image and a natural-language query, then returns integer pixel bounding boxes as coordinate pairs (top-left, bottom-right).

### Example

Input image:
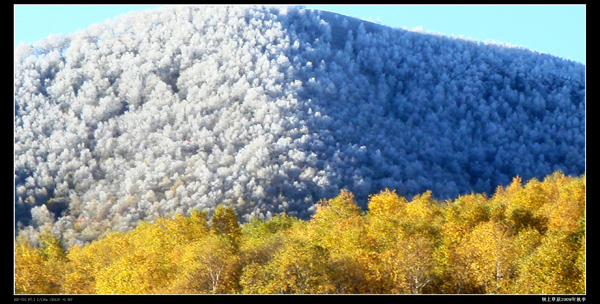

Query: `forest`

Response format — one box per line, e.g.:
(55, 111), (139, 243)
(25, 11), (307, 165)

(15, 171), (585, 294)
(14, 5), (585, 248)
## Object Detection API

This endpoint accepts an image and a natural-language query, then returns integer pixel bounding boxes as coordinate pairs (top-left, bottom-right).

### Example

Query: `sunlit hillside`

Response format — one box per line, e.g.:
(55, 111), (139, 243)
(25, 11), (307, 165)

(14, 5), (584, 246)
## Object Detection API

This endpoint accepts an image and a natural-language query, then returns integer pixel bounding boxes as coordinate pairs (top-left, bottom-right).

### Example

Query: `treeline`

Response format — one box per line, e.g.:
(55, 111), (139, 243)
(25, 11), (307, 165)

(15, 171), (585, 294)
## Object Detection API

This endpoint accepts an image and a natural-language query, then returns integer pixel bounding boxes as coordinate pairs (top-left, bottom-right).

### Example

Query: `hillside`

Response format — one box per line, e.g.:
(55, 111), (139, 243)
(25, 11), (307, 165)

(14, 5), (585, 245)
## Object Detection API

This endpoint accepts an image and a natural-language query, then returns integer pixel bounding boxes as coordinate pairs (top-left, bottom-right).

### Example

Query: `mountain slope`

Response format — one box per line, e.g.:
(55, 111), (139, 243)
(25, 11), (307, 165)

(14, 5), (585, 245)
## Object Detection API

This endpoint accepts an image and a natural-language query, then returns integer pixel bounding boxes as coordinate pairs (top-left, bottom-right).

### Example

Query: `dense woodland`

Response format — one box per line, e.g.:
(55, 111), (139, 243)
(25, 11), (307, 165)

(15, 171), (585, 294)
(14, 6), (585, 246)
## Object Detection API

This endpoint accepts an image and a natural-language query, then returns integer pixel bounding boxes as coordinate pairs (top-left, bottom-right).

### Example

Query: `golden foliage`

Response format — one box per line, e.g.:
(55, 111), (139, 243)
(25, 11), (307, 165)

(15, 171), (584, 294)
(15, 232), (67, 294)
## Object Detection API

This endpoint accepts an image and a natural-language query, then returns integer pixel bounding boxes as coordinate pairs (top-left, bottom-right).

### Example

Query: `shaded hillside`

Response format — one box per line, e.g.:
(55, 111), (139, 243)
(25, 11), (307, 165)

(14, 5), (585, 245)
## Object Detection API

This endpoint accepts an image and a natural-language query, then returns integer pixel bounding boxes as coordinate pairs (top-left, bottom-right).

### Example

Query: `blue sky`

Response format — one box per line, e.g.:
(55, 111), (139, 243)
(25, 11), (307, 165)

(14, 5), (585, 64)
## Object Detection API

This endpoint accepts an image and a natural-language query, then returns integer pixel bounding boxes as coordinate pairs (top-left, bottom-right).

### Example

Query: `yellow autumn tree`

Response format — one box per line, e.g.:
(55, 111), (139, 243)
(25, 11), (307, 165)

(240, 235), (335, 294)
(162, 210), (210, 244)
(366, 189), (441, 293)
(455, 220), (515, 293)
(239, 214), (318, 294)
(379, 229), (436, 294)
(503, 176), (550, 234)
(15, 238), (53, 294)
(367, 188), (407, 216)
(540, 172), (585, 234)
(445, 193), (491, 230)
(308, 190), (378, 293)
(95, 251), (161, 294)
(309, 190), (363, 247)
(512, 173), (585, 294)
(436, 192), (501, 294)
(61, 244), (95, 294)
(74, 210), (211, 294)
(575, 222), (585, 293)
(167, 234), (239, 294)
(435, 222), (470, 293)
(238, 262), (272, 294)
(238, 213), (299, 275)
(515, 229), (582, 294)
(62, 229), (132, 294)
(15, 231), (67, 294)
(211, 204), (242, 249)
(366, 188), (408, 250)
(40, 231), (68, 290)
(402, 191), (441, 234)
(94, 221), (174, 294)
